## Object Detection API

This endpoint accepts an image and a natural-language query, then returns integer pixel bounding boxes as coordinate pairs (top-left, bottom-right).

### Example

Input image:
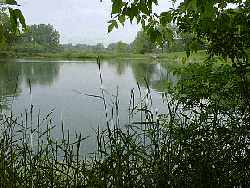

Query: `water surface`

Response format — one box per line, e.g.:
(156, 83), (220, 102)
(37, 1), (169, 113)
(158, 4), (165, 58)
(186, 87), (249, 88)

(0, 58), (179, 152)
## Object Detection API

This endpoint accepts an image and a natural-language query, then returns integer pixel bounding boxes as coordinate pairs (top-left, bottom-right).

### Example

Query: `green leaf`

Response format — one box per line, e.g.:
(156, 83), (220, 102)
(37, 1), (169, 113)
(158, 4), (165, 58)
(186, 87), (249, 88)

(139, 1), (149, 14)
(137, 15), (141, 24)
(182, 57), (187, 64)
(6, 0), (18, 5)
(111, 0), (122, 14)
(9, 7), (18, 33)
(0, 25), (4, 36)
(160, 12), (172, 26)
(128, 5), (138, 24)
(118, 14), (125, 26)
(8, 8), (26, 34)
(147, 28), (161, 43)
(108, 24), (115, 33)
(108, 20), (118, 33)
(129, 15), (134, 24)
(114, 21), (118, 28)
(14, 9), (26, 29)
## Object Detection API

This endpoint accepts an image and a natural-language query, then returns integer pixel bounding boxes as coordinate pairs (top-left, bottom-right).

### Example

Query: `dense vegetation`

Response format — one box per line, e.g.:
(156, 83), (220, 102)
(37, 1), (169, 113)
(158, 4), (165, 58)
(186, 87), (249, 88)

(0, 0), (250, 187)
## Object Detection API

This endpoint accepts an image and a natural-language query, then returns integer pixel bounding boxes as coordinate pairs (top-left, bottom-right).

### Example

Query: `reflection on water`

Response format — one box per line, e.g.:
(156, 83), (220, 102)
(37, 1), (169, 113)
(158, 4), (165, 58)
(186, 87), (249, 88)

(0, 59), (179, 153)
(0, 61), (59, 110)
(22, 62), (60, 87)
(107, 59), (179, 92)
(0, 61), (22, 110)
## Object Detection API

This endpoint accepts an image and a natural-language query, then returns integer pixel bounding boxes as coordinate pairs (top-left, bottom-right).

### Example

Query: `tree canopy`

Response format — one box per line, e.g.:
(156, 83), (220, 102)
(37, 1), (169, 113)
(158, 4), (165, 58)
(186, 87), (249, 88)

(7, 23), (61, 53)
(24, 24), (60, 51)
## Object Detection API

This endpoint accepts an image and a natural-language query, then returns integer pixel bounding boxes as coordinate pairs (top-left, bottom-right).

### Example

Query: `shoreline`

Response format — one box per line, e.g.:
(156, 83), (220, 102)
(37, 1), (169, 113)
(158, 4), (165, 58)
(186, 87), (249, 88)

(0, 51), (207, 62)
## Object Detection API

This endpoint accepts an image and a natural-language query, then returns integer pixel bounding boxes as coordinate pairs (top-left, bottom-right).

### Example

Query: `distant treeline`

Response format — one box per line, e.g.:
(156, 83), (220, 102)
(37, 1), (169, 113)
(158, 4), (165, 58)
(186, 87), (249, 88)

(61, 30), (206, 55)
(0, 12), (205, 55)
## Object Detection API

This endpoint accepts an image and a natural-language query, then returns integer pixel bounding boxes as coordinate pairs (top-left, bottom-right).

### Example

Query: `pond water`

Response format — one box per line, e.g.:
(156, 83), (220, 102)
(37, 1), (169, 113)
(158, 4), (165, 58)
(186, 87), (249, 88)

(0, 58), (179, 153)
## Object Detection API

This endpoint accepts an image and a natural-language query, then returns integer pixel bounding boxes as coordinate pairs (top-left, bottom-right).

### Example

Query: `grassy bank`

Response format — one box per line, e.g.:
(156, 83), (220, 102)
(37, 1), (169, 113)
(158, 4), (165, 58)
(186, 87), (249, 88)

(0, 50), (207, 61)
(0, 51), (152, 60)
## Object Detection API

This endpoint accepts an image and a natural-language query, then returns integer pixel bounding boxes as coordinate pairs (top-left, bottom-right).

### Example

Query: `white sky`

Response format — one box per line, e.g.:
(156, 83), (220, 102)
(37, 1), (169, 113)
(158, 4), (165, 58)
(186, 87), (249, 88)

(17, 0), (180, 46)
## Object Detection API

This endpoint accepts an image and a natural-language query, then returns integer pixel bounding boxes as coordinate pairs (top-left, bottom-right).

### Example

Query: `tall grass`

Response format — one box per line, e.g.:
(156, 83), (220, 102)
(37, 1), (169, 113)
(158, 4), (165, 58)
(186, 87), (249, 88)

(0, 57), (249, 187)
(0, 104), (91, 187)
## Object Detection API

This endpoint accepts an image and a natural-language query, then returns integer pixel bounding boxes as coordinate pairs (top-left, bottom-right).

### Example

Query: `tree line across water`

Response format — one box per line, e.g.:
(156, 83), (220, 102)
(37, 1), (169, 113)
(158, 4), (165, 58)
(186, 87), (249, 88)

(0, 11), (205, 56)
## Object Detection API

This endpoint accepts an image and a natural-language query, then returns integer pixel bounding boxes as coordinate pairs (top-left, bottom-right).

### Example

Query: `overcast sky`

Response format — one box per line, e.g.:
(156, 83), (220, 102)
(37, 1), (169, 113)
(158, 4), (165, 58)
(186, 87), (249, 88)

(17, 0), (180, 46)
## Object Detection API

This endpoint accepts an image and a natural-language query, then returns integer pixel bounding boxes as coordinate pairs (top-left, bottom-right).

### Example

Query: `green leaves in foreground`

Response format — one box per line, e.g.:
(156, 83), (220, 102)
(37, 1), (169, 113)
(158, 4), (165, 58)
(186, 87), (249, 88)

(111, 0), (124, 14)
(0, 1), (26, 48)
(107, 0), (159, 33)
(108, 20), (118, 33)
(6, 0), (19, 5)
(8, 7), (26, 34)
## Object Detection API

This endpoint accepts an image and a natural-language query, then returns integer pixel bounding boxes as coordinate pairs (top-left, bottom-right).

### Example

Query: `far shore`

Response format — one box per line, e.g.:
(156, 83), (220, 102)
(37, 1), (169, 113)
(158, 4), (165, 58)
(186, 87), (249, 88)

(0, 50), (207, 62)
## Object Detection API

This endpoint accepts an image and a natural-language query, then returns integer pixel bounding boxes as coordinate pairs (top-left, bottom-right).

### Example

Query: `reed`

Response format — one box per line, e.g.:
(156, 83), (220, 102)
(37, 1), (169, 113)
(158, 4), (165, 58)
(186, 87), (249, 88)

(0, 57), (249, 187)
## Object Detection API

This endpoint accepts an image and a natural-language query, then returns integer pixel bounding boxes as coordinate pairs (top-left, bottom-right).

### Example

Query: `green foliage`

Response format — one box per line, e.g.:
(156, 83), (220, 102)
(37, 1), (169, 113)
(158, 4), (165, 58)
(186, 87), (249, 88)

(0, 12), (19, 46)
(170, 58), (248, 114)
(0, 25), (6, 48)
(7, 23), (61, 53)
(28, 24), (60, 50)
(131, 30), (156, 54)
(158, 50), (206, 61)
(107, 0), (158, 32)
(106, 0), (250, 59)
(93, 43), (105, 54)
(6, 0), (18, 5)
(108, 19), (118, 33)
(8, 8), (25, 34)
(105, 0), (250, 186)
(117, 41), (128, 53)
(164, 58), (249, 186)
(154, 23), (175, 53)
(107, 42), (118, 51)
(0, 1), (25, 49)
(9, 43), (46, 53)
(174, 0), (250, 60)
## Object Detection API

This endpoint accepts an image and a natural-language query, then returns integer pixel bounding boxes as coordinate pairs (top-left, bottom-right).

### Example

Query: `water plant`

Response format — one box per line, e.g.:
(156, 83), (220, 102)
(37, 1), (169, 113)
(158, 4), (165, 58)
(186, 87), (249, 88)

(0, 56), (249, 187)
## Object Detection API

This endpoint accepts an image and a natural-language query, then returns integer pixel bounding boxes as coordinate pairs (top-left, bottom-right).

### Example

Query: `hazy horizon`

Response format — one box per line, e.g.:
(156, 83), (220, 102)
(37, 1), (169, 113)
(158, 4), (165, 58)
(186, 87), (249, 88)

(17, 0), (181, 47)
